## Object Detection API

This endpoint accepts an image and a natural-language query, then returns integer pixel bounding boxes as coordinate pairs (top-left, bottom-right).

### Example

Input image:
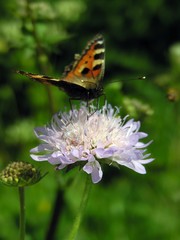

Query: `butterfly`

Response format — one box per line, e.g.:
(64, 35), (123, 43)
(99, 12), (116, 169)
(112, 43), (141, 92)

(17, 34), (105, 102)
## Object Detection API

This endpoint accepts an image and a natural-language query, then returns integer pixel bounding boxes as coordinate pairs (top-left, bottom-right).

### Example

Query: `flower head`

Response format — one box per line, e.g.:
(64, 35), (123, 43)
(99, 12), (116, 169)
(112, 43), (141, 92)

(0, 161), (45, 187)
(30, 103), (154, 183)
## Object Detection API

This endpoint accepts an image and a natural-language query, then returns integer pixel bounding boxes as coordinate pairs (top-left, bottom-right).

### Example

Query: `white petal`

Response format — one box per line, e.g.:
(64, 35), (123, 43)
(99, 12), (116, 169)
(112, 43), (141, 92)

(83, 160), (103, 184)
(30, 154), (49, 161)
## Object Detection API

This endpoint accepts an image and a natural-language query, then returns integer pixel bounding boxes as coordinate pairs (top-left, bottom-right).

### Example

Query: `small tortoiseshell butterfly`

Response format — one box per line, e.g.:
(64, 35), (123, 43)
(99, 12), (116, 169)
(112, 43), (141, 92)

(17, 34), (105, 101)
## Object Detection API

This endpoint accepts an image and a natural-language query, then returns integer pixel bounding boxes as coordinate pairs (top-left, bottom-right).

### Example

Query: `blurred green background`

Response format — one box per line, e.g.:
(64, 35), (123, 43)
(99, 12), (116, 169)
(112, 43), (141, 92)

(0, 0), (180, 239)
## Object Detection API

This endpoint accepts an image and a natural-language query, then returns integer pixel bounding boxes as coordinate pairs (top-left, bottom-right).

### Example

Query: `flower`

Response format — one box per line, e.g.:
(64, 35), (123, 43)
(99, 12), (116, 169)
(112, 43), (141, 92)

(0, 161), (46, 187)
(30, 103), (154, 183)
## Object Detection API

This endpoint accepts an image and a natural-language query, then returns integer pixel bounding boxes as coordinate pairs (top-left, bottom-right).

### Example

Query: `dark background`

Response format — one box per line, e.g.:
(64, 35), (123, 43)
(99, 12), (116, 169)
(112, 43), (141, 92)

(0, 0), (180, 239)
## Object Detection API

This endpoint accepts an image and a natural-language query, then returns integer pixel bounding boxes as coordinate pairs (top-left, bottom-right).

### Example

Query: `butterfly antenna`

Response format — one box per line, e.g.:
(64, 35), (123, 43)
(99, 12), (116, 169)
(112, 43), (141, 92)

(123, 75), (146, 81)
(106, 75), (147, 85)
(138, 76), (146, 80)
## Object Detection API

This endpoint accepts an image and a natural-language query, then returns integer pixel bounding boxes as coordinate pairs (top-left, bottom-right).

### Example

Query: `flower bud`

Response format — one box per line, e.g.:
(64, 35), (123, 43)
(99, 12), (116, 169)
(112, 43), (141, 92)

(0, 161), (45, 187)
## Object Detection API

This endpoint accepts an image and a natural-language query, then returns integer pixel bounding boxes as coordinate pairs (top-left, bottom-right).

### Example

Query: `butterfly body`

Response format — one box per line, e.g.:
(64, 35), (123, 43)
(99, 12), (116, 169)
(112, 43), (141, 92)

(17, 34), (105, 101)
(57, 79), (103, 101)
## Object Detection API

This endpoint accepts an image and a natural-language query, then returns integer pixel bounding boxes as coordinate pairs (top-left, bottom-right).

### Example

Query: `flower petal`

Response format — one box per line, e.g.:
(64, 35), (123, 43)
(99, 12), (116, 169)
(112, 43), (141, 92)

(83, 160), (103, 183)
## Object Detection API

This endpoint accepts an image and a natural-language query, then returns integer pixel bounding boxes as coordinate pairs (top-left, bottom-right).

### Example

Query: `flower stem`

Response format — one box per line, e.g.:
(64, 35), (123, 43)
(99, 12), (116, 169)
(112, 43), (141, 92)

(25, 0), (55, 115)
(19, 187), (25, 240)
(67, 176), (92, 240)
(45, 187), (65, 240)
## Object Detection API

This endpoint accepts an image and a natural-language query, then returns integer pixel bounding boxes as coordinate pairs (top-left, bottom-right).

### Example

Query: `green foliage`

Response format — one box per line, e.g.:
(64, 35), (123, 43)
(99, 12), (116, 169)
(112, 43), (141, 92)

(0, 0), (180, 239)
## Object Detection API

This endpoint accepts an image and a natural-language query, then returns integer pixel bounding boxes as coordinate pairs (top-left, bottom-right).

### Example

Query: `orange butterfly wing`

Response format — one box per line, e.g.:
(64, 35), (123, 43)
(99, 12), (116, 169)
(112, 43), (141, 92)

(62, 34), (105, 90)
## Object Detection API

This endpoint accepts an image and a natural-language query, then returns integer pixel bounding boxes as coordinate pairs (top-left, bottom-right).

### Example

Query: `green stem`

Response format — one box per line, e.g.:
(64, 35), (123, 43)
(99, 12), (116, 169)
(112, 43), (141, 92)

(67, 176), (92, 240)
(25, 0), (55, 115)
(19, 187), (25, 240)
(45, 187), (65, 240)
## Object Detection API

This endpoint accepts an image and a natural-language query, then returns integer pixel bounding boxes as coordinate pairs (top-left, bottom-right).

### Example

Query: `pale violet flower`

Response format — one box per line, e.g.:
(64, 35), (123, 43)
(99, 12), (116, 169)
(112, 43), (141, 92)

(30, 103), (154, 183)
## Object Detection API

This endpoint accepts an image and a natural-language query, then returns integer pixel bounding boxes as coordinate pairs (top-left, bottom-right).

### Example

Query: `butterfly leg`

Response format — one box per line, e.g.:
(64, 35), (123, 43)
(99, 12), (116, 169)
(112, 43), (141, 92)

(86, 102), (90, 120)
(101, 93), (106, 106)
(68, 98), (82, 121)
(68, 98), (78, 121)
(86, 100), (90, 110)
(95, 97), (100, 110)
(93, 93), (106, 111)
(69, 98), (74, 112)
(85, 92), (90, 119)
